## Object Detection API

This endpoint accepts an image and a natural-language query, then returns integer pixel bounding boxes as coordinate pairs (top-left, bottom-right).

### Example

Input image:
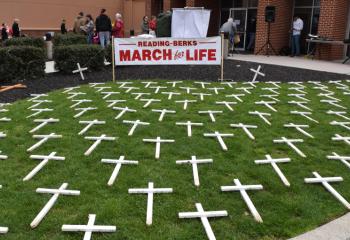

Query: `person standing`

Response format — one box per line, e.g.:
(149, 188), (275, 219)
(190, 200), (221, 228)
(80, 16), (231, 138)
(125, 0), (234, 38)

(112, 13), (124, 38)
(83, 14), (95, 44)
(220, 18), (237, 53)
(1, 23), (8, 41)
(73, 12), (86, 34)
(291, 15), (304, 57)
(149, 15), (157, 36)
(96, 8), (112, 48)
(61, 19), (67, 34)
(141, 16), (149, 34)
(12, 19), (20, 38)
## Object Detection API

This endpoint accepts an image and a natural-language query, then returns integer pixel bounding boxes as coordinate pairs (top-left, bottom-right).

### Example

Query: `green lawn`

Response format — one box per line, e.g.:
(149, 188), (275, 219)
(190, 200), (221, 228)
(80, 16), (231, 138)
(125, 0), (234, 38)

(0, 80), (350, 240)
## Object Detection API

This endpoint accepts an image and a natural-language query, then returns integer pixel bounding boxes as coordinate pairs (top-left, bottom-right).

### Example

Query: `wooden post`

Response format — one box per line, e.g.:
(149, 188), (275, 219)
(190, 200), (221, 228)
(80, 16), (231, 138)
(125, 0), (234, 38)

(220, 32), (224, 81)
(111, 37), (116, 83)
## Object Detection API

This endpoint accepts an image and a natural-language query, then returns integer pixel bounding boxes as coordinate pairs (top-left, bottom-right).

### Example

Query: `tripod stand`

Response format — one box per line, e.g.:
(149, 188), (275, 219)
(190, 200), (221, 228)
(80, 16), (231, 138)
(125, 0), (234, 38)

(256, 22), (278, 56)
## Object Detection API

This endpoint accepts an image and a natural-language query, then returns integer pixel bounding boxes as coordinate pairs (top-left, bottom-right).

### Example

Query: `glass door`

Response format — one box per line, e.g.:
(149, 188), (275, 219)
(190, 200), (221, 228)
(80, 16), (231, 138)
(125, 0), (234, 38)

(230, 8), (248, 50)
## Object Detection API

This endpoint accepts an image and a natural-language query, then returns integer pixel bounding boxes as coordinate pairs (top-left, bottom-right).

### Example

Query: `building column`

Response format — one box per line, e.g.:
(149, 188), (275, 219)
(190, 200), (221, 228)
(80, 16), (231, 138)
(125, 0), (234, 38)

(317, 0), (349, 60)
(255, 0), (293, 55)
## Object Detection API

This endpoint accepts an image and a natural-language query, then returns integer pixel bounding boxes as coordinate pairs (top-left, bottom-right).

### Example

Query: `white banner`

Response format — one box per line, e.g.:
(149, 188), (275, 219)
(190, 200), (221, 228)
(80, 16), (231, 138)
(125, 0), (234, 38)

(114, 37), (221, 66)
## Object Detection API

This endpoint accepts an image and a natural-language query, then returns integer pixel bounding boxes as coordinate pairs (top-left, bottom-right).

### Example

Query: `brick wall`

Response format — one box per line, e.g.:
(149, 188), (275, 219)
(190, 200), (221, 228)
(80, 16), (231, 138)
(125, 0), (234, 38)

(193, 0), (220, 36)
(255, 0), (293, 55)
(317, 0), (349, 60)
(163, 0), (186, 11)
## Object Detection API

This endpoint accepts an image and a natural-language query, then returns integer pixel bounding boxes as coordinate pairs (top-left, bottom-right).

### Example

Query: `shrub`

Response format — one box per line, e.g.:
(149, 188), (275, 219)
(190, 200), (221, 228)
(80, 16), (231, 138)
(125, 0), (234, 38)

(3, 37), (45, 48)
(54, 44), (105, 73)
(0, 46), (46, 81)
(105, 44), (113, 63)
(53, 33), (87, 46)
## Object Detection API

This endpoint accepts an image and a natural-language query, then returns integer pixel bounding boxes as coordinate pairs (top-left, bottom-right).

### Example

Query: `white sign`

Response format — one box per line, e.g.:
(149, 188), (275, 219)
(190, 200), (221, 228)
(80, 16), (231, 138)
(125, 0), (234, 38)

(114, 37), (221, 66)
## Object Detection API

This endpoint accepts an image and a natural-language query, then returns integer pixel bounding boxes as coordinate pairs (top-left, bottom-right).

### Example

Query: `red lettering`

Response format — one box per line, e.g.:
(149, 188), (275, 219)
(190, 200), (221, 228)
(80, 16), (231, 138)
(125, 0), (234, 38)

(119, 50), (131, 61)
(142, 49), (152, 61)
(164, 49), (172, 60)
(208, 49), (216, 61)
(153, 49), (162, 61)
(132, 50), (141, 61)
(199, 49), (207, 60)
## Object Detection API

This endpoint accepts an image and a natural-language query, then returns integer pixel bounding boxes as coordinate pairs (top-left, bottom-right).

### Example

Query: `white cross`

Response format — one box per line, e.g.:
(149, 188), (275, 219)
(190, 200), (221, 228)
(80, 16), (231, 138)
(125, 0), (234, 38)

(106, 100), (126, 108)
(250, 65), (265, 82)
(161, 92), (181, 100)
(123, 120), (150, 136)
(27, 133), (62, 152)
(207, 87), (224, 95)
(289, 87), (307, 94)
(321, 99), (346, 109)
(116, 81), (132, 88)
(203, 131), (233, 151)
(198, 110), (223, 122)
(289, 82), (305, 88)
(74, 107), (97, 118)
(101, 156), (138, 186)
(78, 120), (106, 135)
(113, 107), (137, 119)
(284, 123), (314, 138)
(72, 63), (88, 80)
(29, 118), (59, 133)
(176, 156), (213, 187)
(101, 91), (120, 99)
(327, 111), (350, 121)
(176, 121), (203, 137)
(330, 121), (350, 131)
(26, 108), (54, 118)
(28, 100), (52, 109)
(84, 134), (116, 156)
(262, 88), (279, 95)
(28, 94), (48, 102)
(178, 203), (228, 240)
(122, 86), (140, 93)
(192, 92), (212, 101)
(180, 87), (197, 94)
(0, 132), (6, 138)
(327, 152), (350, 169)
(0, 109), (8, 113)
(88, 83), (104, 88)
(23, 152), (65, 181)
(273, 137), (305, 158)
(220, 81), (237, 88)
(243, 82), (258, 88)
(67, 92), (86, 99)
(94, 86), (111, 93)
(236, 87), (253, 94)
(290, 111), (319, 123)
(226, 93), (245, 102)
(149, 86), (167, 94)
(288, 101), (312, 111)
(132, 92), (151, 100)
(140, 98), (161, 108)
(249, 111), (271, 125)
(62, 214), (116, 240)
(230, 123), (257, 140)
(30, 183), (80, 228)
(221, 179), (263, 222)
(255, 155), (291, 186)
(141, 81), (157, 88)
(318, 93), (341, 102)
(266, 81), (281, 88)
(143, 137), (175, 159)
(255, 101), (277, 112)
(288, 93), (310, 102)
(175, 100), (197, 110)
(305, 172), (350, 209)
(332, 134), (350, 146)
(194, 81), (211, 89)
(0, 151), (7, 160)
(70, 99), (92, 108)
(0, 117), (11, 122)
(0, 186), (7, 234)
(129, 182), (173, 225)
(215, 101), (236, 111)
(152, 109), (176, 121)
(63, 86), (80, 93)
(166, 81), (183, 87)
(260, 94), (280, 102)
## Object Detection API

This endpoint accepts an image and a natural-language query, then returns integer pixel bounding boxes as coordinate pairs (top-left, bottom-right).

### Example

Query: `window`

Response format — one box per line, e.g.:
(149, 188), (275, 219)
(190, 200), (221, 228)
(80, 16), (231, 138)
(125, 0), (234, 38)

(221, 0), (257, 9)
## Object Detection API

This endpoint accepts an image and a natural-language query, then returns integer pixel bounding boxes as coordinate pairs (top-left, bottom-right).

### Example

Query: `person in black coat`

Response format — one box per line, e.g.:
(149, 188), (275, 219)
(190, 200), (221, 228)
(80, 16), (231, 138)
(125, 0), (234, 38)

(61, 19), (67, 34)
(95, 8), (112, 48)
(1, 23), (8, 41)
(12, 19), (20, 38)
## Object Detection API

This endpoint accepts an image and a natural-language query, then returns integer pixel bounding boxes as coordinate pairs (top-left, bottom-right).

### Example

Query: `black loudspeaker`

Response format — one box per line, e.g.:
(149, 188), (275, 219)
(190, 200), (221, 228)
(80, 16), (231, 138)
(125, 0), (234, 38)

(265, 6), (276, 23)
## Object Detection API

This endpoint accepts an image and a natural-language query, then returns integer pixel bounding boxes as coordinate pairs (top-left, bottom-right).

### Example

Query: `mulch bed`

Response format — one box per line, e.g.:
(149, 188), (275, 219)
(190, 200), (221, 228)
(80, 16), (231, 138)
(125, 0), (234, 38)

(0, 59), (348, 103)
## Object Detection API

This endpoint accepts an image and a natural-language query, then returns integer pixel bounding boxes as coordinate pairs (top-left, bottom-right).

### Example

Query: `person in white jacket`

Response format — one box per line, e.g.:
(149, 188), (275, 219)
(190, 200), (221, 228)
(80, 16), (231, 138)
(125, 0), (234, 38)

(291, 15), (304, 57)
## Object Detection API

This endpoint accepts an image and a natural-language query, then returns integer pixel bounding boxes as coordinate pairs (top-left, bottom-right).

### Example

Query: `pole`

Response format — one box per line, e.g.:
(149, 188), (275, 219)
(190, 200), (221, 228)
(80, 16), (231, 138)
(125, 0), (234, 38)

(220, 32), (224, 81)
(111, 37), (116, 83)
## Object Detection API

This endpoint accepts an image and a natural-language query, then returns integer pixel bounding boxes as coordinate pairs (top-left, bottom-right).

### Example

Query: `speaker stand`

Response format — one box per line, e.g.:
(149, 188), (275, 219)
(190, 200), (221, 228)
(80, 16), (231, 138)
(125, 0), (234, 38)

(256, 22), (278, 56)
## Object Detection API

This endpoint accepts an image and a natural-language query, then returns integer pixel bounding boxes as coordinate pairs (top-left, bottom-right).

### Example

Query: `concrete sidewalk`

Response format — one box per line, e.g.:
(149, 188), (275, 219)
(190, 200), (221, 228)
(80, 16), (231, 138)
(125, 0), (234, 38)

(289, 213), (350, 240)
(229, 54), (350, 76)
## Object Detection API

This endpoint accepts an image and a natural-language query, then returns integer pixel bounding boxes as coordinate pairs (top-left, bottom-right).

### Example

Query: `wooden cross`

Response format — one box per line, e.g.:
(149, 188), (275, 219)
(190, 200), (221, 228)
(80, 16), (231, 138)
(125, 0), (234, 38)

(215, 101), (236, 111)
(273, 137), (305, 158)
(332, 134), (350, 146)
(101, 156), (138, 186)
(106, 100), (126, 108)
(203, 131), (233, 151)
(255, 155), (291, 186)
(175, 100), (197, 110)
(26, 108), (53, 118)
(143, 137), (175, 159)
(194, 81), (211, 89)
(161, 92), (181, 100)
(67, 92), (86, 99)
(255, 101), (277, 112)
(74, 107), (97, 118)
(226, 93), (245, 102)
(198, 110), (223, 122)
(29, 118), (59, 133)
(72, 63), (88, 80)
(207, 87), (224, 95)
(230, 123), (257, 140)
(23, 152), (65, 181)
(70, 99), (92, 108)
(305, 172), (350, 209)
(178, 203), (228, 240)
(330, 121), (350, 131)
(123, 120), (150, 136)
(250, 65), (265, 82)
(176, 156), (213, 187)
(113, 107), (137, 119)
(192, 92), (212, 101)
(284, 123), (314, 138)
(129, 182), (173, 225)
(30, 183), (80, 228)
(62, 214), (116, 240)
(78, 120), (106, 135)
(27, 133), (62, 152)
(84, 134), (116, 156)
(327, 152), (350, 169)
(28, 100), (52, 109)
(288, 101), (312, 111)
(236, 87), (253, 94)
(290, 111), (319, 123)
(249, 111), (271, 125)
(0, 151), (7, 160)
(149, 86), (167, 94)
(0, 84), (27, 93)
(101, 91), (120, 99)
(166, 81), (183, 87)
(221, 179), (263, 222)
(327, 111), (350, 121)
(132, 92), (150, 100)
(176, 121), (203, 137)
(180, 87), (197, 94)
(141, 81), (157, 88)
(140, 98), (161, 108)
(152, 109), (176, 122)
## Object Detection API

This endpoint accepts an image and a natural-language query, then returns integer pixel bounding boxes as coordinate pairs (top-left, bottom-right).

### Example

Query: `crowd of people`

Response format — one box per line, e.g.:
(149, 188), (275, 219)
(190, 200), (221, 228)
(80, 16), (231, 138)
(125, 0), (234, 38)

(1, 19), (20, 41)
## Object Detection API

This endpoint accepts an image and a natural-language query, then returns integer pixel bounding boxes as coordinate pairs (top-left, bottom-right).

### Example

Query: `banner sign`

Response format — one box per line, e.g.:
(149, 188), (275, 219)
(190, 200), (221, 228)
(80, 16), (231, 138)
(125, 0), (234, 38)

(114, 37), (221, 66)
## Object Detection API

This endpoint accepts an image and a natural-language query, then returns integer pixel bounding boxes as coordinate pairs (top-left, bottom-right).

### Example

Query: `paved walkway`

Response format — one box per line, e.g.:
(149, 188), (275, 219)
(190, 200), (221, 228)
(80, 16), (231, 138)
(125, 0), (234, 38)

(289, 213), (350, 240)
(229, 54), (350, 75)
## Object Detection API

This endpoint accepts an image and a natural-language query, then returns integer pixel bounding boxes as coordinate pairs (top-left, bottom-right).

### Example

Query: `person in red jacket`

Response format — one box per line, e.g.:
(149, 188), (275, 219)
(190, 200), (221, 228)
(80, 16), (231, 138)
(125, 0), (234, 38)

(149, 15), (157, 36)
(112, 13), (124, 38)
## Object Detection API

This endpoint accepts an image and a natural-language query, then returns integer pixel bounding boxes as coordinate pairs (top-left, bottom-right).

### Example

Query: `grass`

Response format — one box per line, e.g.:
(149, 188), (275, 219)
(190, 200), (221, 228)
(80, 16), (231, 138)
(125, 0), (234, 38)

(0, 80), (350, 240)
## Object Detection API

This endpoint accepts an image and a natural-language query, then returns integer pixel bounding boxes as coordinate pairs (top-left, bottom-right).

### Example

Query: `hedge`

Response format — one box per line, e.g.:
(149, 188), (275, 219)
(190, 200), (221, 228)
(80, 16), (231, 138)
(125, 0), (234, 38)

(105, 44), (113, 63)
(3, 37), (45, 48)
(53, 44), (105, 73)
(0, 46), (46, 81)
(53, 33), (87, 46)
